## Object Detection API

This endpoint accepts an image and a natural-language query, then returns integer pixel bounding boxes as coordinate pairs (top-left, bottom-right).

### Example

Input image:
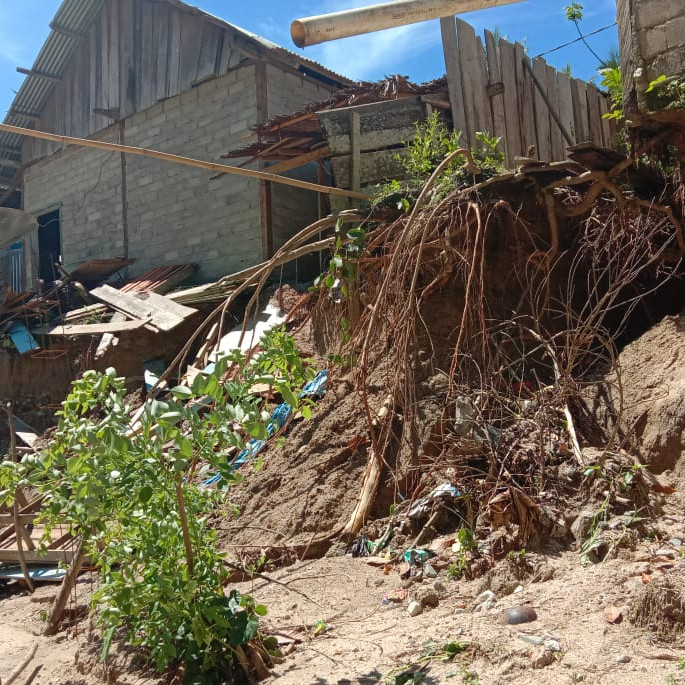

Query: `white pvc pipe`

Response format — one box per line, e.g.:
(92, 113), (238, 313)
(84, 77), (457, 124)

(291, 0), (524, 48)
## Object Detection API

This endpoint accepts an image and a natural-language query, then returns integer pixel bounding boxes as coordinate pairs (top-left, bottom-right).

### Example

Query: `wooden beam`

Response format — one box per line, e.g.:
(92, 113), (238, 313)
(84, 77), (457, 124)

(0, 549), (76, 563)
(265, 146), (331, 174)
(350, 111), (361, 192)
(0, 123), (370, 201)
(8, 110), (41, 124)
(255, 61), (274, 260)
(16, 67), (63, 84)
(32, 319), (148, 336)
(49, 21), (88, 40)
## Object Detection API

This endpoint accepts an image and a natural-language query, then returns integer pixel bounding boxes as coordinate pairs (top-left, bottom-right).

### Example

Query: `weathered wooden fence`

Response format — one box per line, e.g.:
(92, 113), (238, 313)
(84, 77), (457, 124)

(441, 17), (614, 165)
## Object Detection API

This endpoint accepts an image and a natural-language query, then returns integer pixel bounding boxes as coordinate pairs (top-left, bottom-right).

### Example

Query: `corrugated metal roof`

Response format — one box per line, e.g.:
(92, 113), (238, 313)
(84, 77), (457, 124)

(0, 0), (352, 189)
(0, 0), (108, 186)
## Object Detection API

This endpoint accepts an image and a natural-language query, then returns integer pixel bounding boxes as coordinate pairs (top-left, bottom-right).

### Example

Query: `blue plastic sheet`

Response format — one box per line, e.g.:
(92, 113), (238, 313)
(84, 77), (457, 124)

(202, 372), (327, 487)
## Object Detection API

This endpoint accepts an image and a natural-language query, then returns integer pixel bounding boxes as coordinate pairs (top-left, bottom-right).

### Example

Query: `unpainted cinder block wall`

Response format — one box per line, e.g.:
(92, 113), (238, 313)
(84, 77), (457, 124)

(266, 66), (337, 256)
(24, 65), (262, 283)
(618, 0), (685, 112)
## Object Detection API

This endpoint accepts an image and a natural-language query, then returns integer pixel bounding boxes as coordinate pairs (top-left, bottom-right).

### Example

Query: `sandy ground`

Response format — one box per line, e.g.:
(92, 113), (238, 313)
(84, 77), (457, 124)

(1, 493), (683, 685)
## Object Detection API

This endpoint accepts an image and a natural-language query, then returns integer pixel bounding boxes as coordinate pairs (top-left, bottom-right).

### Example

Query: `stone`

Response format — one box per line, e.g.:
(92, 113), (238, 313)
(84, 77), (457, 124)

(423, 563), (438, 578)
(407, 601), (423, 617)
(501, 606), (538, 625)
(615, 654), (631, 664)
(414, 587), (440, 609)
(433, 580), (447, 596)
(571, 509), (597, 546)
(544, 639), (561, 652)
(531, 647), (555, 669)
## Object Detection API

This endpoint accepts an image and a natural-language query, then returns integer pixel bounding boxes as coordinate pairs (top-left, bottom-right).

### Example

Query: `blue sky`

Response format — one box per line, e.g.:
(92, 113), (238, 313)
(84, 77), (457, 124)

(0, 0), (618, 119)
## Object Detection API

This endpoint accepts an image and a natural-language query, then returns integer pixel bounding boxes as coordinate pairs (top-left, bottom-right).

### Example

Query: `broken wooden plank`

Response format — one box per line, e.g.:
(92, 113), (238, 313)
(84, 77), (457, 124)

(90, 284), (197, 332)
(33, 318), (147, 336)
(0, 549), (76, 564)
(11, 416), (39, 449)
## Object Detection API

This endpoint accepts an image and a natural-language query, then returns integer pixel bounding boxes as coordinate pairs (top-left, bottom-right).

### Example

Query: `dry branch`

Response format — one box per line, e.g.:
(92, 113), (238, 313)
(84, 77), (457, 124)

(2, 642), (38, 685)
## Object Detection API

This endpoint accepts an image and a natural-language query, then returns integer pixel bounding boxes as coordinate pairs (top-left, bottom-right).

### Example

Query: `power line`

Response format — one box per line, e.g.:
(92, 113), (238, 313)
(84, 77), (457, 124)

(533, 22), (617, 60)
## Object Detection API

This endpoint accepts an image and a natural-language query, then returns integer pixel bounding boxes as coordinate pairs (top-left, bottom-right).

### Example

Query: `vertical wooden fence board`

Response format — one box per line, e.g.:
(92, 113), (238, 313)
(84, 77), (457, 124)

(499, 38), (521, 161)
(515, 44), (536, 157)
(532, 58), (551, 161)
(484, 29), (508, 164)
(587, 85), (602, 145)
(440, 17), (467, 142)
(476, 34), (494, 137)
(546, 64), (566, 162)
(571, 78), (589, 143)
(456, 19), (484, 147)
(598, 95), (612, 145)
(557, 72), (575, 146)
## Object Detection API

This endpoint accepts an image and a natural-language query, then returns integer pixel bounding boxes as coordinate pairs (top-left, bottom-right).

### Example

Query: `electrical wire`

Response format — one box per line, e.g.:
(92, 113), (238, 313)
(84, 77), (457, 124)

(533, 22), (617, 60)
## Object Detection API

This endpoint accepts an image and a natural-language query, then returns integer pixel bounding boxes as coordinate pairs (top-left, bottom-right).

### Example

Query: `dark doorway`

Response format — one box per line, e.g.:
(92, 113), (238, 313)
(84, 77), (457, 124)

(37, 209), (61, 286)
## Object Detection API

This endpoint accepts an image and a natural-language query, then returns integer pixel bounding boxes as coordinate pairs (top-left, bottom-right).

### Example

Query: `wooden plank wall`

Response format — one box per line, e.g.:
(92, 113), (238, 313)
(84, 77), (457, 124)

(444, 18), (614, 166)
(27, 0), (246, 161)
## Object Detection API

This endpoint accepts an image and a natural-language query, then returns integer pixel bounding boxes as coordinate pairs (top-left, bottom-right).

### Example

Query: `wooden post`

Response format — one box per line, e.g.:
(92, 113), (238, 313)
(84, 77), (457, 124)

(350, 111), (361, 193)
(6, 403), (34, 593)
(44, 541), (85, 636)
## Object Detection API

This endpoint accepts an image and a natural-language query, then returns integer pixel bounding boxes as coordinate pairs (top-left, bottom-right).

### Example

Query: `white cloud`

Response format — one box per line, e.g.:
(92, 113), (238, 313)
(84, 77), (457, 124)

(307, 20), (438, 81)
(288, 0), (441, 81)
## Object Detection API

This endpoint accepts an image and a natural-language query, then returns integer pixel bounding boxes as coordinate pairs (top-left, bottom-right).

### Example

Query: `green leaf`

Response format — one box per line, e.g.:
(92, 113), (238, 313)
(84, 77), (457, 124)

(159, 411), (183, 424)
(254, 604), (268, 616)
(279, 385), (298, 409)
(170, 385), (193, 399)
(179, 437), (193, 458)
(139, 485), (153, 503)
(101, 625), (116, 661)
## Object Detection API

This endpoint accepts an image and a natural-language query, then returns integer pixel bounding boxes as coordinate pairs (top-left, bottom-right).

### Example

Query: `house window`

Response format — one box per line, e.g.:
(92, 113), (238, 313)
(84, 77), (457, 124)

(37, 209), (61, 286)
(9, 242), (23, 292)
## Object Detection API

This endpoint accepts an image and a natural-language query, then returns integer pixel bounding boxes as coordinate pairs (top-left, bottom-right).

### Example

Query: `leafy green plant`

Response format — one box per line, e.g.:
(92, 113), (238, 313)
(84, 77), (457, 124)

(645, 75), (685, 111)
(419, 640), (466, 663)
(372, 112), (505, 209)
(462, 669), (479, 685)
(599, 64), (623, 122)
(0, 329), (315, 680)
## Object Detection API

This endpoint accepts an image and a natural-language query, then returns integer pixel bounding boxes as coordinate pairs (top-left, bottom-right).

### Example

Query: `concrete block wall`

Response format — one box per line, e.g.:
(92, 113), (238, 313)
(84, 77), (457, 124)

(23, 128), (124, 283)
(124, 65), (261, 279)
(266, 66), (336, 257)
(619, 0), (685, 112)
(24, 65), (261, 282)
